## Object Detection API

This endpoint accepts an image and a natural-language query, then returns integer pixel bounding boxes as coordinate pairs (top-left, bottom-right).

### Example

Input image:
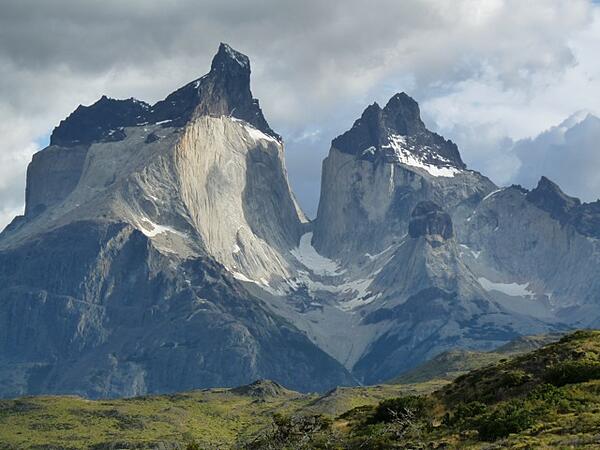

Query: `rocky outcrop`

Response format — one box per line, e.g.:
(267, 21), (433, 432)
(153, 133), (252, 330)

(331, 93), (464, 169)
(313, 93), (494, 260)
(0, 221), (353, 397)
(150, 43), (276, 136)
(25, 144), (89, 217)
(525, 176), (581, 223)
(525, 176), (600, 239)
(50, 96), (150, 147)
(0, 44), (338, 398)
(408, 201), (453, 243)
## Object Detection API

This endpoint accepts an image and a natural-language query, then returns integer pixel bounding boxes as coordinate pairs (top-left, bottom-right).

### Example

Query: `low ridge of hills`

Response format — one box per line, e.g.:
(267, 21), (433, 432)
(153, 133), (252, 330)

(3, 331), (599, 449)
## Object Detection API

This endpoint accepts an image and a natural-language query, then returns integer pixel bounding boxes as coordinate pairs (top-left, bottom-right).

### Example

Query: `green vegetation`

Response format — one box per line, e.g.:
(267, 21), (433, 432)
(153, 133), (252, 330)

(387, 332), (562, 384)
(0, 381), (436, 449)
(332, 329), (600, 448)
(2, 330), (600, 448)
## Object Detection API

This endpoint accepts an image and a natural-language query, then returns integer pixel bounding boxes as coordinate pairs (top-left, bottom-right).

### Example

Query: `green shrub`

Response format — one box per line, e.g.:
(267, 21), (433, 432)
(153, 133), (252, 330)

(500, 369), (532, 388)
(444, 401), (487, 427)
(371, 395), (431, 423)
(558, 330), (597, 343)
(241, 413), (334, 449)
(527, 383), (564, 404)
(476, 399), (537, 441)
(545, 361), (600, 386)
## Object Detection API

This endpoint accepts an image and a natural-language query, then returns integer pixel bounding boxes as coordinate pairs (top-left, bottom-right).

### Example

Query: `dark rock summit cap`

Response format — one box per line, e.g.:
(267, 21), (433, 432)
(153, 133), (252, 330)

(50, 43), (278, 147)
(332, 92), (465, 170)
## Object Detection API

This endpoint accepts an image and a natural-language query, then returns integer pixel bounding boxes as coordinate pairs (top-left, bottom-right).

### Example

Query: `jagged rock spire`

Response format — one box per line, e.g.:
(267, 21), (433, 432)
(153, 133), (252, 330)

(50, 43), (277, 147)
(526, 176), (581, 222)
(332, 92), (465, 170)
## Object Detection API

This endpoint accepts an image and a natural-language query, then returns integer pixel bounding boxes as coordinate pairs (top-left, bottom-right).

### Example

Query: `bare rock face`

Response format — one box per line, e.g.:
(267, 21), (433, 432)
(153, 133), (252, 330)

(24, 144), (89, 217)
(313, 93), (494, 261)
(408, 201), (453, 243)
(331, 93), (464, 169)
(0, 44), (347, 398)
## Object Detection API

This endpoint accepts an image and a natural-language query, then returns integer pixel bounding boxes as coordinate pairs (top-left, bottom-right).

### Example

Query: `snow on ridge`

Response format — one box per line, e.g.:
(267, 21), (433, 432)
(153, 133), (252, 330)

(244, 124), (278, 143)
(383, 134), (460, 178)
(482, 188), (503, 202)
(478, 277), (534, 298)
(138, 218), (186, 238)
(291, 232), (344, 276)
(230, 117), (278, 143)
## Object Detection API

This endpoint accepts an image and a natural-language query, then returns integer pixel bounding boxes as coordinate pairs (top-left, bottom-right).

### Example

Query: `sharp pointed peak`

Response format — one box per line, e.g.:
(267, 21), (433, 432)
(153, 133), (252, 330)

(332, 91), (465, 171)
(385, 92), (418, 107)
(211, 42), (250, 73)
(527, 175), (581, 221)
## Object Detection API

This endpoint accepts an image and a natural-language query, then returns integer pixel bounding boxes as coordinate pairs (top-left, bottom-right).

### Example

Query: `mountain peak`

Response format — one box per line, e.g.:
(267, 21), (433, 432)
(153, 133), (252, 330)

(50, 44), (278, 145)
(526, 176), (581, 222)
(331, 92), (465, 173)
(211, 43), (250, 74)
(382, 92), (425, 135)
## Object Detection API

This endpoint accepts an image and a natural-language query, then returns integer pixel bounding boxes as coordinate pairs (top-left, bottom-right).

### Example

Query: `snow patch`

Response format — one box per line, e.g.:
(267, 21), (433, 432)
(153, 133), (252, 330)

(361, 146), (376, 157)
(291, 232), (344, 276)
(229, 117), (278, 143)
(365, 242), (400, 261)
(383, 134), (461, 177)
(244, 124), (278, 143)
(138, 218), (185, 238)
(478, 277), (534, 298)
(482, 189), (503, 202)
(232, 271), (255, 283)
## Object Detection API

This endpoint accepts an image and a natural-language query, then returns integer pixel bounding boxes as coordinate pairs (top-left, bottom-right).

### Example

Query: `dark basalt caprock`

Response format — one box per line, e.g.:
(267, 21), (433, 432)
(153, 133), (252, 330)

(50, 43), (278, 147)
(50, 96), (150, 146)
(331, 92), (465, 169)
(408, 201), (453, 242)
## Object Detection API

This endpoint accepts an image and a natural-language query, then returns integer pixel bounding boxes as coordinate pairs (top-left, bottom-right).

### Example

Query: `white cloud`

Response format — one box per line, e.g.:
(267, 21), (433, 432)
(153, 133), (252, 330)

(510, 113), (600, 201)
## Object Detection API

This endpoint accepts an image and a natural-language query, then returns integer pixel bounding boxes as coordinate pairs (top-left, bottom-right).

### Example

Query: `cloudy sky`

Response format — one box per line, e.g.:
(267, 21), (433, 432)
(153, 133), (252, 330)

(1, 0), (600, 227)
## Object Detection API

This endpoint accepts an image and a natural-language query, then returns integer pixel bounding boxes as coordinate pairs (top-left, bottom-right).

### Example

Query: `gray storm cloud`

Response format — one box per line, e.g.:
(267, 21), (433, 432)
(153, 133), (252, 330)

(511, 113), (600, 202)
(0, 0), (599, 226)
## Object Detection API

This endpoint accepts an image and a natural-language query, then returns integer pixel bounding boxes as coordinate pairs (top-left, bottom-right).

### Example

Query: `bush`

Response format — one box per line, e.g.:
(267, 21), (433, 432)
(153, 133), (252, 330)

(545, 361), (600, 386)
(371, 395), (431, 423)
(242, 413), (334, 449)
(444, 401), (487, 427)
(476, 399), (537, 441)
(500, 369), (532, 388)
(527, 383), (564, 404)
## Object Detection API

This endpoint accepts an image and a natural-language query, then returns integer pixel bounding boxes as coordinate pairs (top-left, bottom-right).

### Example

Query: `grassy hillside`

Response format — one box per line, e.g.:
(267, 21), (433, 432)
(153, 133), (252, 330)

(1, 330), (599, 449)
(0, 380), (441, 449)
(329, 330), (600, 449)
(388, 332), (563, 384)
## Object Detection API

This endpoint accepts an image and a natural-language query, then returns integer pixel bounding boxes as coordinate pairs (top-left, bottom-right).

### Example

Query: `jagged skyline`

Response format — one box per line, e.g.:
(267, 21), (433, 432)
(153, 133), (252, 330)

(1, 0), (600, 228)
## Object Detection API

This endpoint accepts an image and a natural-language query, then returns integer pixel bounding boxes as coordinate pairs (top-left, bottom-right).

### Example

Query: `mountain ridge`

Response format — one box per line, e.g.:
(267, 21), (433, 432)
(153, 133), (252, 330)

(1, 43), (600, 399)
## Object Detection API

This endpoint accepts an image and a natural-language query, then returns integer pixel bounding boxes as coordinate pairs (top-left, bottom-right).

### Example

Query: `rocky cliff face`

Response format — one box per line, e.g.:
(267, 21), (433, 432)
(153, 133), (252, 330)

(313, 94), (494, 261)
(1, 44), (599, 398)
(0, 44), (347, 398)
